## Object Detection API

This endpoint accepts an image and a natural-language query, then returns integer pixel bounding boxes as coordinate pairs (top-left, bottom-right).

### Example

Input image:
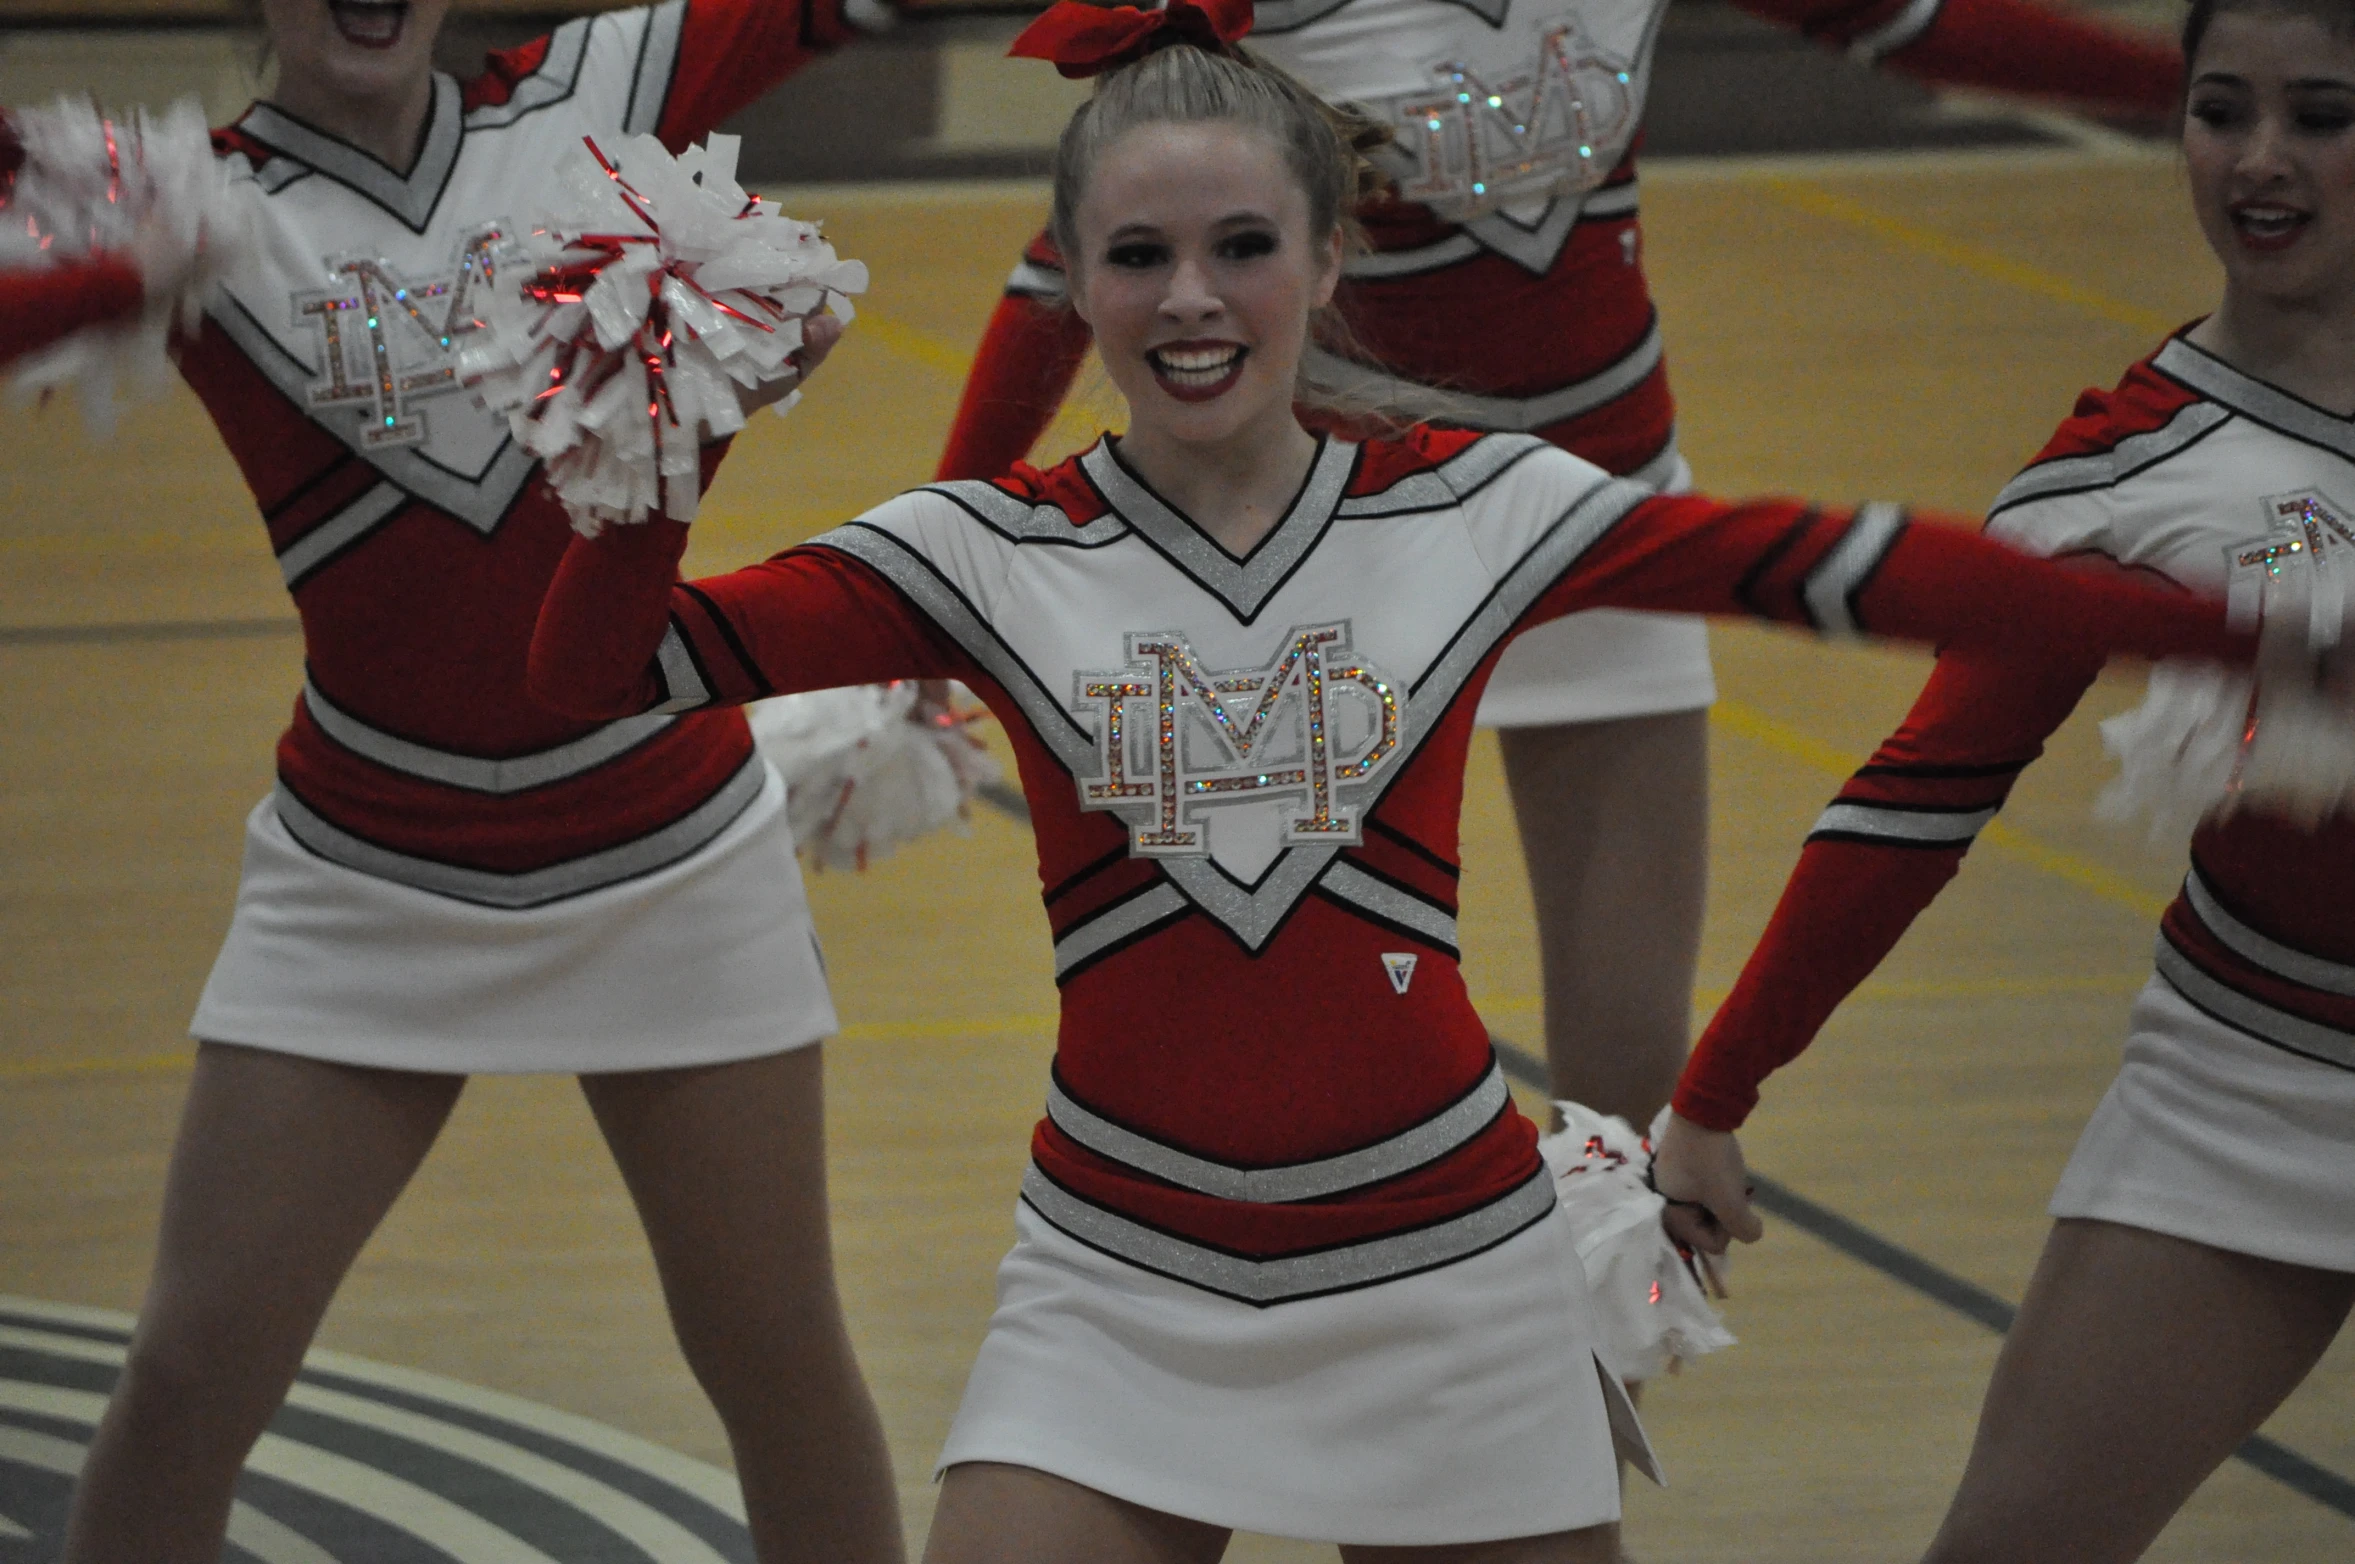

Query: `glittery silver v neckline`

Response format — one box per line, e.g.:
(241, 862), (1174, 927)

(1080, 436), (1359, 624)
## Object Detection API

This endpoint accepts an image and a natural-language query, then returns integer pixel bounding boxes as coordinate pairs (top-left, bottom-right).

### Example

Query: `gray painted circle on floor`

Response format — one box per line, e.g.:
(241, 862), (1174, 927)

(0, 1295), (753, 1562)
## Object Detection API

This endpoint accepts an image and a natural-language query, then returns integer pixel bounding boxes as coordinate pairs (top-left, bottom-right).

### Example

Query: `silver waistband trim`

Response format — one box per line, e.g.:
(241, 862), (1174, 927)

(303, 681), (675, 795)
(2155, 938), (2355, 1072)
(2183, 868), (2355, 997)
(271, 754), (764, 909)
(1018, 1161), (1558, 1306)
(278, 482), (408, 589)
(1318, 861), (1459, 951)
(1046, 1061), (1508, 1205)
(1803, 503), (1908, 638)
(1809, 800), (1997, 845)
(1052, 883), (1190, 978)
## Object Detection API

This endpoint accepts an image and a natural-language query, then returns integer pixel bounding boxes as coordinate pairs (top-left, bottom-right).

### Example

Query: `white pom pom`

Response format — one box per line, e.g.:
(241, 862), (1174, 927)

(4, 96), (248, 436)
(2100, 662), (2355, 841)
(1539, 1103), (1736, 1384)
(459, 132), (866, 536)
(747, 682), (1002, 872)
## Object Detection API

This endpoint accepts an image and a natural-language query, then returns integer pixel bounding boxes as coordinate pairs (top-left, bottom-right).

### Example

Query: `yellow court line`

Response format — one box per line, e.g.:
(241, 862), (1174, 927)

(1757, 178), (2180, 340)
(852, 310), (977, 381)
(1711, 697), (2173, 921)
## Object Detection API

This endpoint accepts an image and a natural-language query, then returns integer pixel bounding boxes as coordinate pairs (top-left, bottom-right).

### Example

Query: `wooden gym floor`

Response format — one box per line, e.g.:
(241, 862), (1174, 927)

(5, 149), (2354, 1560)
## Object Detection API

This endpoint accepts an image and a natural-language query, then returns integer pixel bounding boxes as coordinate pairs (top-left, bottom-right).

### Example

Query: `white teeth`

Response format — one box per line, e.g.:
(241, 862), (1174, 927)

(1152, 345), (1241, 384)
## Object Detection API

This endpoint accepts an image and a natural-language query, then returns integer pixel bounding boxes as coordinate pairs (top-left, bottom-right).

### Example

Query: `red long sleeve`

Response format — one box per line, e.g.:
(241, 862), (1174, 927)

(935, 253), (1093, 482)
(1531, 497), (2243, 668)
(0, 256), (143, 370)
(528, 519), (968, 721)
(468, 0), (866, 155)
(1733, 0), (2181, 118)
(1670, 637), (2107, 1130)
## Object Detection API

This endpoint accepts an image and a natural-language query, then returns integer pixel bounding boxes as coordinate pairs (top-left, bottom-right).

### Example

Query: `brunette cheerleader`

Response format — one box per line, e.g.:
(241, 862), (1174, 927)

(1657, 3), (2355, 1559)
(527, 18), (2276, 1560)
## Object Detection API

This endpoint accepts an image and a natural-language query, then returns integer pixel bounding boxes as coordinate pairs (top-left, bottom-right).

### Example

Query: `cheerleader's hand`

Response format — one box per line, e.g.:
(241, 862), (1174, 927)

(735, 309), (845, 416)
(1653, 1109), (1763, 1254)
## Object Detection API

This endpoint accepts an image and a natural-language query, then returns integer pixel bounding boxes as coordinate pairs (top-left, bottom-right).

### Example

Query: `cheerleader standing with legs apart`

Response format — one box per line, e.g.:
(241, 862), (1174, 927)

(53, 2), (904, 1560)
(527, 18), (2281, 1560)
(935, 0), (2187, 1137)
(1657, 5), (2355, 1560)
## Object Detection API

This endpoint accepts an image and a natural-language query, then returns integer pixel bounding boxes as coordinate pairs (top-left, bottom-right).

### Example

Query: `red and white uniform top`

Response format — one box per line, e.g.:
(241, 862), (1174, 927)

(177, 0), (866, 910)
(529, 426), (2245, 1302)
(1673, 331), (2355, 1133)
(991, 0), (2181, 482)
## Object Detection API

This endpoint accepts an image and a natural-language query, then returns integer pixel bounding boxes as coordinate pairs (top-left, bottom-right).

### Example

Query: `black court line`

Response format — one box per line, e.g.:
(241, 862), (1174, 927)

(0, 617), (300, 647)
(1487, 1034), (2355, 1522)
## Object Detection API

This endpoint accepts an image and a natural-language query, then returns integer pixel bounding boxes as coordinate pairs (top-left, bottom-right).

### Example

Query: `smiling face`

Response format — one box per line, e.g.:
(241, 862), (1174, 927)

(1066, 119), (1342, 454)
(2185, 7), (2355, 310)
(262, 0), (451, 130)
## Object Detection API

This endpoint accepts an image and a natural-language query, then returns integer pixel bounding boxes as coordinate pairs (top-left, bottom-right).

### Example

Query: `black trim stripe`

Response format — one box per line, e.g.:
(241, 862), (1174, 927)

(1365, 817), (1461, 881)
(1733, 509), (1819, 621)
(263, 452), (361, 525)
(1853, 759), (2027, 780)
(1043, 843), (1133, 908)
(675, 583), (772, 698)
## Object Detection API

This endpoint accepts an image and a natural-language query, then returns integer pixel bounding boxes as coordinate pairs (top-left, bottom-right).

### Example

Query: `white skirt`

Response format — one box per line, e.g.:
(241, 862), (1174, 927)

(1476, 454), (1714, 729)
(2050, 975), (2355, 1272)
(936, 1201), (1652, 1546)
(189, 764), (838, 1074)
(1477, 610), (1717, 729)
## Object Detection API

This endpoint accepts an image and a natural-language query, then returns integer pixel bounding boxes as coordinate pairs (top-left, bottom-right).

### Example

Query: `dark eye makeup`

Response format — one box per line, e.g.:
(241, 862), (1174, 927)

(1105, 240), (1172, 270)
(1215, 228), (1279, 260)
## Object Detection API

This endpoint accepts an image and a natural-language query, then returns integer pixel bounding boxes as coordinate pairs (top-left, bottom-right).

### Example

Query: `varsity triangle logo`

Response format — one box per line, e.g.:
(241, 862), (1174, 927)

(1382, 953), (1418, 994)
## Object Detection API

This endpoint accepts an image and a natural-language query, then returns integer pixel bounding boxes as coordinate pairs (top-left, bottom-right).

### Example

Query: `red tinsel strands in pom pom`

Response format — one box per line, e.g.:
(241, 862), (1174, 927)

(462, 130), (865, 534)
(1006, 0), (1253, 79)
(1, 96), (247, 432)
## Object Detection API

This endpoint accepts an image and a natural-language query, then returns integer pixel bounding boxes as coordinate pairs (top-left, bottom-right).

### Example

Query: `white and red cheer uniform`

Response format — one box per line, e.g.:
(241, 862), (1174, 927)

(179, 0), (872, 1071)
(529, 425), (2243, 1540)
(937, 0), (2182, 728)
(1674, 330), (2355, 1271)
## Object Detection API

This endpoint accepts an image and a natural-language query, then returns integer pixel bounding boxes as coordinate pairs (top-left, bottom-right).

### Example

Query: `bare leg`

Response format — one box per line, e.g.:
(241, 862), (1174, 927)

(1497, 711), (1708, 1125)
(924, 1463), (1231, 1564)
(63, 1043), (464, 1563)
(1925, 1218), (2355, 1564)
(582, 1045), (905, 1564)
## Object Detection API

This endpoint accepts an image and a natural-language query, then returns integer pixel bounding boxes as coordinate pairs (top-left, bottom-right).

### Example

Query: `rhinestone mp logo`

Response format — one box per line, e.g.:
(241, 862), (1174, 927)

(1074, 622), (1404, 858)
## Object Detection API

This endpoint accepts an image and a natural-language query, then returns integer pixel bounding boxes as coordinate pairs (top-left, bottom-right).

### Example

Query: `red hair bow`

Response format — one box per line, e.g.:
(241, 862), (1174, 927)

(1007, 0), (1254, 80)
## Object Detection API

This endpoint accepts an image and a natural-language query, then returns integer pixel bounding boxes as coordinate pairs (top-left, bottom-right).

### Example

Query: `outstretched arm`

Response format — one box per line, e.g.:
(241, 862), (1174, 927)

(528, 519), (969, 720)
(1735, 0), (2182, 120)
(935, 232), (1094, 482)
(1537, 494), (2246, 668)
